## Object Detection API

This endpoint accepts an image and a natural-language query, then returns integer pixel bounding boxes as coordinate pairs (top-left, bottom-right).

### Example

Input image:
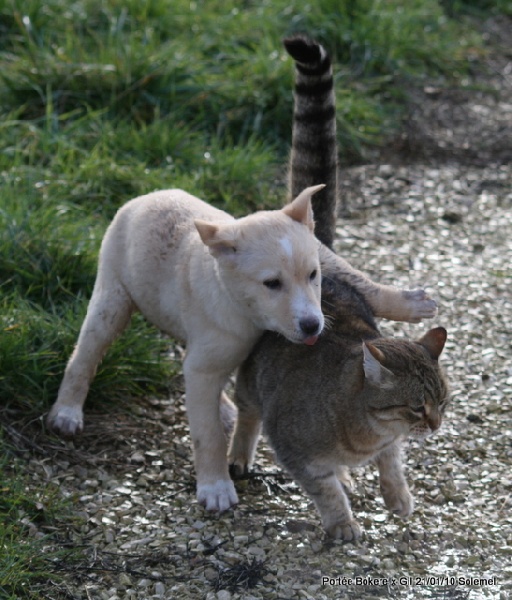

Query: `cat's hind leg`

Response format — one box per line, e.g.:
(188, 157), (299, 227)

(228, 375), (262, 478)
(219, 391), (238, 440)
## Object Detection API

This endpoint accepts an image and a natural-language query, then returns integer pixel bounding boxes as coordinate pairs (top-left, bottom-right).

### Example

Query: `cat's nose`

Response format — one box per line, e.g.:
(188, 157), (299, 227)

(428, 413), (442, 432)
(299, 316), (321, 336)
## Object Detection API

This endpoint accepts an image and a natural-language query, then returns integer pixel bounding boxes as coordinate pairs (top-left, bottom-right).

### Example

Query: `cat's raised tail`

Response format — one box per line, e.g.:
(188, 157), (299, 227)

(284, 35), (338, 249)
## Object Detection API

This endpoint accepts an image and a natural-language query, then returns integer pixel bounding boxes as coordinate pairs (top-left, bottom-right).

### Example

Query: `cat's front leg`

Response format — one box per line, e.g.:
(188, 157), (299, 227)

(336, 465), (354, 493)
(298, 464), (362, 541)
(325, 512), (362, 541)
(375, 443), (414, 518)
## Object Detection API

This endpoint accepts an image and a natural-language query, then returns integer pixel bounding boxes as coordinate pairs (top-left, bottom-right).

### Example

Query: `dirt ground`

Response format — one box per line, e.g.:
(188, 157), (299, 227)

(7, 15), (511, 600)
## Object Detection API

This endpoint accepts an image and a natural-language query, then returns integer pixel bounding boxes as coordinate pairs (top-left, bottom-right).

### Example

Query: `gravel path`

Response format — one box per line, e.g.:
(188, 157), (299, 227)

(23, 16), (512, 600)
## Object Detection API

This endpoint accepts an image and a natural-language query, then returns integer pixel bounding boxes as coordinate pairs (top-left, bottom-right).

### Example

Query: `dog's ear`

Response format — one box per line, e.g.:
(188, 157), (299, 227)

(282, 184), (325, 232)
(194, 220), (237, 257)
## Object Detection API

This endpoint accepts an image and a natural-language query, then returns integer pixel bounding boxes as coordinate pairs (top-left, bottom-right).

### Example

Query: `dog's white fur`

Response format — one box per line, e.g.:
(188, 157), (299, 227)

(48, 185), (325, 511)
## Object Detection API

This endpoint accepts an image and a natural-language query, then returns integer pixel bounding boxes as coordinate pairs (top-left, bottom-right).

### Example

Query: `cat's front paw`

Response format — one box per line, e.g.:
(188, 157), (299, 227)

(326, 519), (362, 541)
(197, 479), (239, 512)
(382, 486), (414, 518)
(402, 289), (438, 323)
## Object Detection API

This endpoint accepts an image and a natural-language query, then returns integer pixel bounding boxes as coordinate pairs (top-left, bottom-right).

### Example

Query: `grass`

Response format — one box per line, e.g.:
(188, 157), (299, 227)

(0, 450), (79, 600)
(0, 0), (507, 595)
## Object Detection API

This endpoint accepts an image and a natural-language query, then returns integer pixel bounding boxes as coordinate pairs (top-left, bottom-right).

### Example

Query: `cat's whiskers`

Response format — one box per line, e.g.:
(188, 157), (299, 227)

(322, 314), (334, 331)
(410, 423), (435, 440)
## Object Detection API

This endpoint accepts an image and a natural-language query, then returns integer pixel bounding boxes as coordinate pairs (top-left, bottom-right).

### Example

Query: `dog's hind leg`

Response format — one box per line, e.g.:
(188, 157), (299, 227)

(183, 355), (239, 512)
(47, 279), (134, 436)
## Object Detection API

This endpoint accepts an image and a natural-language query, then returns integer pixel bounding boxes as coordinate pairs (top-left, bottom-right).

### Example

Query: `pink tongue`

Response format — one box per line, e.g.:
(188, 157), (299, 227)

(304, 335), (319, 346)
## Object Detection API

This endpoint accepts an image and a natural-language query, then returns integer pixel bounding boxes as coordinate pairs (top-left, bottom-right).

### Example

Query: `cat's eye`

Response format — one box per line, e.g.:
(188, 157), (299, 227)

(309, 269), (318, 281)
(412, 406), (426, 416)
(264, 278), (282, 290)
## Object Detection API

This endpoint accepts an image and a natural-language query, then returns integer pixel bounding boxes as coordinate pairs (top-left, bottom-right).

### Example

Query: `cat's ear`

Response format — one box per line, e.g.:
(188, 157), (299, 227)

(194, 220), (237, 258)
(417, 327), (447, 360)
(282, 184), (325, 232)
(362, 342), (396, 390)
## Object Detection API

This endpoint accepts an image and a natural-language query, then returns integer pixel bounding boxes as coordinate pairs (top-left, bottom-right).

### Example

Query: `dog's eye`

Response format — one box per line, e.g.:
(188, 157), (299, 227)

(309, 269), (318, 281)
(264, 278), (282, 290)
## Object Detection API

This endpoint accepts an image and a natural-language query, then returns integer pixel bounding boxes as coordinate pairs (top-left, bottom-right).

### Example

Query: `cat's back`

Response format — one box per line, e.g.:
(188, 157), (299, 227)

(240, 277), (380, 400)
(320, 275), (378, 342)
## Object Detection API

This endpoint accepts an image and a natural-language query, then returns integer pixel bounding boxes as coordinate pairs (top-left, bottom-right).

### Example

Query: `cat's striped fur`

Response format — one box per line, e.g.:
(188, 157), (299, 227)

(228, 37), (449, 540)
(285, 35), (338, 249)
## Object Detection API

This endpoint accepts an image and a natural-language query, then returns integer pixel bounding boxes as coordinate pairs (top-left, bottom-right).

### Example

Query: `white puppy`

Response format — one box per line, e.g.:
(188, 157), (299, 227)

(48, 185), (325, 511)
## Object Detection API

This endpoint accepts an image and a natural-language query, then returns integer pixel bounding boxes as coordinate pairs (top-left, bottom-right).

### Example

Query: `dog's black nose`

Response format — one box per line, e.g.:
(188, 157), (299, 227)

(299, 317), (321, 336)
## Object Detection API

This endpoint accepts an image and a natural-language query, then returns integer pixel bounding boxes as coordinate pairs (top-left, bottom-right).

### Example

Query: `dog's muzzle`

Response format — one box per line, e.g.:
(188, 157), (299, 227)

(299, 316), (322, 345)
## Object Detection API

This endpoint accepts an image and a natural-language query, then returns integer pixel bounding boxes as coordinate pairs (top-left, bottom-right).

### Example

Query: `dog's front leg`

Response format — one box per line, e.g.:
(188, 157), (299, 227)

(319, 245), (437, 322)
(183, 358), (238, 512)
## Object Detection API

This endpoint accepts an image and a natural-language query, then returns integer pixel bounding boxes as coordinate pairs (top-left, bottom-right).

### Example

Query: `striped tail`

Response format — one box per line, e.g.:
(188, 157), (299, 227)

(284, 35), (338, 249)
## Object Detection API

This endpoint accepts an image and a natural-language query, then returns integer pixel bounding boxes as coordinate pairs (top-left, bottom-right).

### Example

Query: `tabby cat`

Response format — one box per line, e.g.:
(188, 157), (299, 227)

(228, 36), (450, 540)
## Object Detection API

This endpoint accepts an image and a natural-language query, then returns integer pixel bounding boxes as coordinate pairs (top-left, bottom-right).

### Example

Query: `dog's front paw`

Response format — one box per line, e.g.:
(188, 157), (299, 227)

(197, 479), (239, 512)
(402, 289), (438, 322)
(47, 405), (84, 437)
(382, 486), (414, 518)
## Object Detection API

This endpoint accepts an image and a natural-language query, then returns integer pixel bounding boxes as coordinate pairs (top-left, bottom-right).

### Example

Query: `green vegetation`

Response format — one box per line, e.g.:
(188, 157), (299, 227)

(0, 0), (507, 595)
(0, 450), (78, 599)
